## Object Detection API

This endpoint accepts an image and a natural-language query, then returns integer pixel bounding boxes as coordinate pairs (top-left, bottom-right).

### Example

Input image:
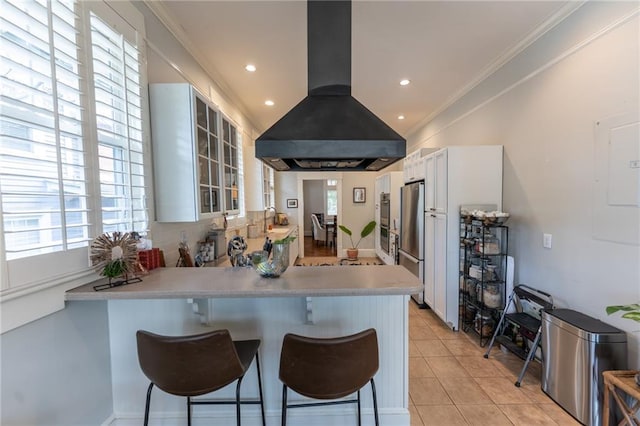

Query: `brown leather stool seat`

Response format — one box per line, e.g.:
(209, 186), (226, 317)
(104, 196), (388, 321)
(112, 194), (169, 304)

(279, 328), (380, 426)
(136, 329), (265, 426)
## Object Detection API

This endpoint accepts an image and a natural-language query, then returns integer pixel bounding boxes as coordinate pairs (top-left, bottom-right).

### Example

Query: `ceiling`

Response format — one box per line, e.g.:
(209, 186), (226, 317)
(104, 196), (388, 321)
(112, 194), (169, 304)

(152, 1), (575, 137)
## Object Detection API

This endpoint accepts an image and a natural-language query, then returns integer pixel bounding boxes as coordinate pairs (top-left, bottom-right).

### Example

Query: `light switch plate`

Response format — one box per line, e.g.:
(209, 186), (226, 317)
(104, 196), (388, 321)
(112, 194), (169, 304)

(543, 233), (552, 249)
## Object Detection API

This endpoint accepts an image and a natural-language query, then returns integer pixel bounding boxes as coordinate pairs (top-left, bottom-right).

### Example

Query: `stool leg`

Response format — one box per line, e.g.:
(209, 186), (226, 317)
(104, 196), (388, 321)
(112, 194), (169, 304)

(357, 389), (362, 426)
(282, 385), (288, 426)
(235, 376), (245, 426)
(187, 396), (191, 426)
(256, 354), (266, 426)
(371, 378), (380, 426)
(143, 382), (153, 426)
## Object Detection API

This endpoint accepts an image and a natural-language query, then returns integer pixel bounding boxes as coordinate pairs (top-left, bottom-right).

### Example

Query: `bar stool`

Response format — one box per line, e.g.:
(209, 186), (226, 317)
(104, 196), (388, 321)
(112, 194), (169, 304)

(136, 329), (266, 426)
(279, 328), (380, 426)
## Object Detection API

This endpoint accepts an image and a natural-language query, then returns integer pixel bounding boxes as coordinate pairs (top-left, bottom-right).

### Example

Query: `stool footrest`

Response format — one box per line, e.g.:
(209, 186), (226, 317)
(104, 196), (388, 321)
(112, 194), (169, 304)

(287, 398), (358, 409)
(191, 399), (263, 405)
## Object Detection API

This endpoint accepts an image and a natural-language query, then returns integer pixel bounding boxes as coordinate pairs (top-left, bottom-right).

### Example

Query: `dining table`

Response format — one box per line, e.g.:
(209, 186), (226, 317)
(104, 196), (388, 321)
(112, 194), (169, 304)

(325, 219), (336, 247)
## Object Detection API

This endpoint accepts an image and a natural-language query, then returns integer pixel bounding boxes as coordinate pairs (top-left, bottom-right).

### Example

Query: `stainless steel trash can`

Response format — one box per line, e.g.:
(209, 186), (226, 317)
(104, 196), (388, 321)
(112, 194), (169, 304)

(541, 309), (627, 426)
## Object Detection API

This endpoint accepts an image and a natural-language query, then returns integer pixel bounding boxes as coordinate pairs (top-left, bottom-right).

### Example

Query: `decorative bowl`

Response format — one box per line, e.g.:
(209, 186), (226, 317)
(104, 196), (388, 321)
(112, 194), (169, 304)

(254, 260), (288, 278)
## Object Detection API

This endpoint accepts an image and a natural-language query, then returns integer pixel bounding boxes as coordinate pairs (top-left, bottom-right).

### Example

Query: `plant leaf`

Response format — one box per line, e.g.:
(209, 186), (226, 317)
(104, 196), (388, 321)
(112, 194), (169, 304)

(621, 312), (640, 323)
(607, 304), (640, 315)
(338, 225), (352, 236)
(360, 220), (377, 238)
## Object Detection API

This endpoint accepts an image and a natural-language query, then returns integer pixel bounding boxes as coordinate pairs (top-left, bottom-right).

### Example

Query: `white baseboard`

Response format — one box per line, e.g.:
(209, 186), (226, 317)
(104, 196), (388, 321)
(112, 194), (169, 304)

(108, 407), (410, 426)
(100, 413), (116, 426)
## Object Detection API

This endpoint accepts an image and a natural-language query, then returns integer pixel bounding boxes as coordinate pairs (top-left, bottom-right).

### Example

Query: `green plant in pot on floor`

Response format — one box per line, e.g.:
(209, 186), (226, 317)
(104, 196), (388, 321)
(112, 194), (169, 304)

(339, 220), (376, 260)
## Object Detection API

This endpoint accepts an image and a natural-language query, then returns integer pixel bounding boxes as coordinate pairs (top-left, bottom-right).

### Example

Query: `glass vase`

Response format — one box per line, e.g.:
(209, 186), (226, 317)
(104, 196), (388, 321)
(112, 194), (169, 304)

(254, 242), (289, 277)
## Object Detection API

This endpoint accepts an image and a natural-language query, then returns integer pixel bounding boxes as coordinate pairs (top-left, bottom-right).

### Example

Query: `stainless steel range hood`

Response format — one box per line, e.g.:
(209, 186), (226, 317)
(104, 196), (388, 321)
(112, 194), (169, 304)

(255, 0), (406, 172)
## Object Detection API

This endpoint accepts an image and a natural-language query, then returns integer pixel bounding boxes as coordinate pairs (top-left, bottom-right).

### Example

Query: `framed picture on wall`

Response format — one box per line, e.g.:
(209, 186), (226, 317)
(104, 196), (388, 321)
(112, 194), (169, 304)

(287, 198), (298, 208)
(353, 187), (366, 203)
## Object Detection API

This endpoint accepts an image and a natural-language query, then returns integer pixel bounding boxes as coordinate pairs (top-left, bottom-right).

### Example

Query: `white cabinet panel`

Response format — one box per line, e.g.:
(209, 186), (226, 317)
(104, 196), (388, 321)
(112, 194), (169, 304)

(425, 155), (435, 211)
(424, 214), (435, 307)
(289, 226), (299, 266)
(150, 83), (222, 222)
(432, 213), (447, 319)
(434, 149), (448, 214)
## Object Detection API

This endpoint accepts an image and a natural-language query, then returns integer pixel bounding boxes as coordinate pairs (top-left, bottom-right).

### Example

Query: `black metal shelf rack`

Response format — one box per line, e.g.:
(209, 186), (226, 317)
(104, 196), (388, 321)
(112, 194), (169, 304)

(458, 217), (509, 347)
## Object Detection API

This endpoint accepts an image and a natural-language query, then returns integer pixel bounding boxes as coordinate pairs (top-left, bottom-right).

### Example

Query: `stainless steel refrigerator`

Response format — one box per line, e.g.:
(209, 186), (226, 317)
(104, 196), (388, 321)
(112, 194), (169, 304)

(399, 181), (425, 306)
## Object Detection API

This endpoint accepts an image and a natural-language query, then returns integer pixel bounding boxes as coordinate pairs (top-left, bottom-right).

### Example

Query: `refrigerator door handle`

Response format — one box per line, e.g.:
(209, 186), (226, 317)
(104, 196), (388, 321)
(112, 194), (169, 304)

(399, 250), (419, 264)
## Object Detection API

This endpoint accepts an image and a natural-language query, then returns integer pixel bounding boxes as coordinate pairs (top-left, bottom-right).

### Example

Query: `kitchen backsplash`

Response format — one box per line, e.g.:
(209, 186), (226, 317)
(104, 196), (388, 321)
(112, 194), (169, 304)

(148, 211), (276, 267)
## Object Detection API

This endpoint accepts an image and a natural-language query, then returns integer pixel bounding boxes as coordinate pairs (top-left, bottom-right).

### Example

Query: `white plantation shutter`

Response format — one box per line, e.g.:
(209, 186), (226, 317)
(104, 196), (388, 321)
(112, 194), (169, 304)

(0, 0), (148, 296)
(0, 0), (88, 262)
(89, 12), (146, 234)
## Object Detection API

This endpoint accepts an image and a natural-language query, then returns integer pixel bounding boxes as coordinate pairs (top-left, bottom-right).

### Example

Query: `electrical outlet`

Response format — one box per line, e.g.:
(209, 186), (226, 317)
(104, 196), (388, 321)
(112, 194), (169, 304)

(180, 230), (188, 243)
(543, 233), (552, 249)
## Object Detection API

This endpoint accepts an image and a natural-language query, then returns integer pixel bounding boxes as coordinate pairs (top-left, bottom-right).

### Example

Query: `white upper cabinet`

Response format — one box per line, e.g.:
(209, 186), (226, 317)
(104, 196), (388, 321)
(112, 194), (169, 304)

(150, 83), (224, 222)
(403, 148), (430, 183)
(424, 148), (448, 213)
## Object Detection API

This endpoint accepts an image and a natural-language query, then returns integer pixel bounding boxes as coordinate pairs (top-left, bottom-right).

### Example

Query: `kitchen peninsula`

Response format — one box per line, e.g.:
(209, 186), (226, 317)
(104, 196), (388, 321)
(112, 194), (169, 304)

(66, 265), (422, 425)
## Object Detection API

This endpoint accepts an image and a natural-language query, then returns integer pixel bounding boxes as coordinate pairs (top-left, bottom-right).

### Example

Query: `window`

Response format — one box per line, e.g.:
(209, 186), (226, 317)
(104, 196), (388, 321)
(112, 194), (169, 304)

(1, 0), (87, 262)
(327, 179), (337, 216)
(263, 164), (274, 209)
(0, 0), (147, 293)
(90, 12), (147, 233)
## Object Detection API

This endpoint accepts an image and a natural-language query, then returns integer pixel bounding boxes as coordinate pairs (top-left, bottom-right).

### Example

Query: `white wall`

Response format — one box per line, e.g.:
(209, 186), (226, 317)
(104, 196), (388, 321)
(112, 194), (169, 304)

(340, 173), (377, 250)
(407, 2), (640, 367)
(1, 301), (113, 425)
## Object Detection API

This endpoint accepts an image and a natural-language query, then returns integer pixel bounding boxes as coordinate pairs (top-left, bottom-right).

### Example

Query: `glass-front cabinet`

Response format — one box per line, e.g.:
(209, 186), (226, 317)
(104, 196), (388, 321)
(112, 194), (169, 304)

(150, 83), (239, 222)
(196, 97), (222, 216)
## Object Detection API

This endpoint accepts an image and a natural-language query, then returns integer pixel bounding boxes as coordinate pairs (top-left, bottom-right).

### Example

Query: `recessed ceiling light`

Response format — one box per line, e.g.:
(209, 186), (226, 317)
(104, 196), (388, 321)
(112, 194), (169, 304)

(245, 64), (256, 72)
(398, 115), (405, 120)
(265, 100), (274, 106)
(399, 79), (410, 86)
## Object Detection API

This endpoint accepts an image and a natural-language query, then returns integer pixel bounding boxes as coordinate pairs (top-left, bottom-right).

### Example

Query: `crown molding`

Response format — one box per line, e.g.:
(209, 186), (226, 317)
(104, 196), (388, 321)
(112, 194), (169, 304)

(406, 1), (587, 137)
(142, 1), (261, 133)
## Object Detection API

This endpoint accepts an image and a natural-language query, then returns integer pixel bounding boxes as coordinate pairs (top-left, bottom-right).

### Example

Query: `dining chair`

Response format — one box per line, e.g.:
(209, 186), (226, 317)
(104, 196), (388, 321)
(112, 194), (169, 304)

(310, 214), (327, 246)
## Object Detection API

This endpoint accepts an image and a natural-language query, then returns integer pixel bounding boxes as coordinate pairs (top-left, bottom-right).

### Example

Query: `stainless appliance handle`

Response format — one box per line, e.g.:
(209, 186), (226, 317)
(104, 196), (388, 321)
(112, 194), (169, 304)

(398, 250), (419, 264)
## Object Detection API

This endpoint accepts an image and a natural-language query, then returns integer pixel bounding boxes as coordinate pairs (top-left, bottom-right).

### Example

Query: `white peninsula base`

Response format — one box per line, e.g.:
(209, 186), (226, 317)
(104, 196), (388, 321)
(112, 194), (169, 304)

(101, 294), (410, 426)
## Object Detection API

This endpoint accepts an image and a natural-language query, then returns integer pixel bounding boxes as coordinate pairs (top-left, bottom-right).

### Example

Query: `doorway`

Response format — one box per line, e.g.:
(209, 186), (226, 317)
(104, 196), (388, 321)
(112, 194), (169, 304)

(297, 173), (343, 260)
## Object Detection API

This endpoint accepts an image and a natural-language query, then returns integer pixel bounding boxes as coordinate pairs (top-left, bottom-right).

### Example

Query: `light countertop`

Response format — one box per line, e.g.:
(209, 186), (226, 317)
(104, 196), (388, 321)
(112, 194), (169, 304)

(65, 264), (422, 301)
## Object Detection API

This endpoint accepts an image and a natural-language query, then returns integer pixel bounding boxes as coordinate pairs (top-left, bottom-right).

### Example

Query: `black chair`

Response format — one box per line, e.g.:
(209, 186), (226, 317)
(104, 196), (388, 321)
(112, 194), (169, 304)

(279, 328), (380, 426)
(136, 329), (266, 426)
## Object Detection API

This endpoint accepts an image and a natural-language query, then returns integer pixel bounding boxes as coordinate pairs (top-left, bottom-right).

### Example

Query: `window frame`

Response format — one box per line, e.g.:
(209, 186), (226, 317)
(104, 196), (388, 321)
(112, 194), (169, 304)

(263, 163), (274, 209)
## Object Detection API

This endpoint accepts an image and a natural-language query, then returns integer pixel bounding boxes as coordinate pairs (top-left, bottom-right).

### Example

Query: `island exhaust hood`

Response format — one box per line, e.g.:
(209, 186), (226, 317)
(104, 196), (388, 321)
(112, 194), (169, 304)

(255, 0), (406, 172)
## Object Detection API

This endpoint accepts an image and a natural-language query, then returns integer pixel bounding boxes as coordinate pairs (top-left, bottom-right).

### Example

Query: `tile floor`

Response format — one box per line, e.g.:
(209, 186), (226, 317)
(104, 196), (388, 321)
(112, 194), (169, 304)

(408, 301), (580, 425)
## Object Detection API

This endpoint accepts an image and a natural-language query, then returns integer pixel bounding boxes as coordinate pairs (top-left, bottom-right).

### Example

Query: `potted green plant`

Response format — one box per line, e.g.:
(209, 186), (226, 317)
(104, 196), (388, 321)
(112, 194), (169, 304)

(606, 304), (640, 323)
(338, 220), (376, 260)
(606, 303), (640, 386)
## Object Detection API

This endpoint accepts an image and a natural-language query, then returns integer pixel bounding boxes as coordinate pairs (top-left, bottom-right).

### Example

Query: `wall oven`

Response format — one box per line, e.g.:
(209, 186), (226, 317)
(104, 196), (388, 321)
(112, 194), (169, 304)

(380, 193), (390, 254)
